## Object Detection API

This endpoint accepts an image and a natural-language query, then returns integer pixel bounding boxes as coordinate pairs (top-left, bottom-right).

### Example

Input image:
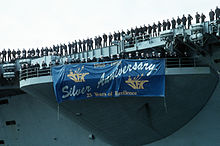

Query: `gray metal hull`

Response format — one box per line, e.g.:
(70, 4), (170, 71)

(0, 67), (215, 146)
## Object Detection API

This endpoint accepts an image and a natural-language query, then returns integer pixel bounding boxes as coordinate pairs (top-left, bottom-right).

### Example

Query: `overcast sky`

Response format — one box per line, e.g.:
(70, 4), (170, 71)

(0, 0), (219, 51)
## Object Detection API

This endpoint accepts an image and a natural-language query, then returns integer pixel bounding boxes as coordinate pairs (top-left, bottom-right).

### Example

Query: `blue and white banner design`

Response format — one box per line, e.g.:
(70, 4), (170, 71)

(52, 59), (165, 103)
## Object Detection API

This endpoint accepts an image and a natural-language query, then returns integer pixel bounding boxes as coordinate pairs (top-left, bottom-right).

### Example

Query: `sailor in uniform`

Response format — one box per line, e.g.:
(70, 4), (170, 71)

(108, 33), (113, 46)
(187, 14), (193, 29)
(167, 19), (171, 30)
(7, 48), (11, 62)
(177, 16), (182, 26)
(201, 13), (206, 23)
(171, 17), (176, 29)
(209, 9), (215, 21)
(157, 21), (162, 36)
(215, 6), (220, 20)
(162, 20), (167, 31)
(182, 15), (187, 28)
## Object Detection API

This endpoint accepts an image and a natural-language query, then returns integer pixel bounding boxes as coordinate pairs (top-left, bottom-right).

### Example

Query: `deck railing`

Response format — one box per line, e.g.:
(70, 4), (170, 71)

(19, 57), (204, 81)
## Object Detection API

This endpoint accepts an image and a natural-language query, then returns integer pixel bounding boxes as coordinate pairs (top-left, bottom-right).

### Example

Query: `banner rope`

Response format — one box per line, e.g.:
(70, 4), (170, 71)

(57, 103), (60, 120)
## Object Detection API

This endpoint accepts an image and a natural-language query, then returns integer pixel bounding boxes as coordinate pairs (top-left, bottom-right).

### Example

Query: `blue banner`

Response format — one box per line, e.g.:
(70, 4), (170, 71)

(52, 59), (165, 103)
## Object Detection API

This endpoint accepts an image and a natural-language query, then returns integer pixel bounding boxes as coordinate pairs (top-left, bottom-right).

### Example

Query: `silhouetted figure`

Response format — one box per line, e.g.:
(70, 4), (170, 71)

(162, 20), (167, 31)
(157, 21), (162, 35)
(8, 49), (11, 62)
(41, 47), (44, 57)
(177, 16), (182, 25)
(146, 52), (150, 59)
(140, 53), (145, 59)
(209, 9), (215, 21)
(2, 49), (6, 62)
(70, 58), (75, 64)
(143, 25), (147, 34)
(31, 48), (35, 57)
(68, 42), (72, 55)
(49, 47), (53, 55)
(63, 44), (67, 55)
(128, 53), (132, 59)
(56, 44), (60, 54)
(60, 44), (63, 56)
(103, 33), (107, 47)
(182, 15), (187, 28)
(82, 39), (86, 51)
(35, 62), (40, 70)
(36, 48), (40, 57)
(87, 57), (92, 62)
(92, 57), (97, 62)
(49, 61), (54, 67)
(195, 12), (200, 23)
(187, 14), (193, 29)
(127, 29), (131, 35)
(134, 51), (139, 59)
(64, 58), (69, 64)
(17, 48), (21, 59)
(45, 47), (49, 56)
(109, 33), (113, 46)
(78, 40), (82, 52)
(90, 38), (93, 50)
(152, 23), (157, 37)
(117, 31), (121, 41)
(201, 13), (206, 23)
(121, 29), (126, 37)
(139, 26), (144, 36)
(27, 49), (31, 58)
(53, 45), (56, 54)
(81, 58), (86, 63)
(109, 54), (114, 61)
(113, 31), (117, 41)
(74, 41), (78, 53)
(86, 38), (90, 50)
(94, 37), (98, 49)
(135, 26), (139, 36)
(71, 42), (75, 53)
(22, 48), (26, 58)
(148, 24), (152, 36)
(98, 36), (102, 48)
(116, 54), (120, 60)
(12, 49), (16, 59)
(215, 6), (220, 20)
(42, 61), (47, 69)
(171, 18), (176, 29)
(167, 19), (171, 30)
(55, 60), (60, 66)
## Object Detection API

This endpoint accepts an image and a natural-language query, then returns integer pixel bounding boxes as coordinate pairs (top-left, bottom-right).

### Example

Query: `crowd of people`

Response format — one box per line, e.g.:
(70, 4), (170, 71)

(20, 50), (186, 76)
(0, 6), (219, 64)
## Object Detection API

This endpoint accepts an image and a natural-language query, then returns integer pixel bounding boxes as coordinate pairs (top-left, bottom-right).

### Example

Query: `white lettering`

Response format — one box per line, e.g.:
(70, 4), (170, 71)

(62, 86), (70, 99)
(96, 61), (157, 88)
(62, 85), (92, 99)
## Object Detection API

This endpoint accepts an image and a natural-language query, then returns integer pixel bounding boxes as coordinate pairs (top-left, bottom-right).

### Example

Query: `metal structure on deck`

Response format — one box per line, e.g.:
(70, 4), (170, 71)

(0, 19), (220, 146)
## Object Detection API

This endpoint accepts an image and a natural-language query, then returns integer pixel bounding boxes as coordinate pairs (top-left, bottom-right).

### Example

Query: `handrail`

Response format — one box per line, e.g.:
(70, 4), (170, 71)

(19, 57), (204, 81)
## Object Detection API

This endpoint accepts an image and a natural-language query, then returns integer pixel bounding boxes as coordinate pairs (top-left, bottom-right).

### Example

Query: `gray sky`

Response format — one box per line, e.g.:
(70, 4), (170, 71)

(0, 0), (219, 51)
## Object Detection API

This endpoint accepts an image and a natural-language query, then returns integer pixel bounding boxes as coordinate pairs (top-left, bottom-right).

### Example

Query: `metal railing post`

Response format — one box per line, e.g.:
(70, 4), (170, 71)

(26, 69), (28, 79)
(37, 67), (39, 77)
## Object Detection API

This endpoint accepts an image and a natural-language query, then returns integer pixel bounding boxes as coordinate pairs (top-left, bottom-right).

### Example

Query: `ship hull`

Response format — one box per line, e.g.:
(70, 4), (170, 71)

(16, 67), (219, 146)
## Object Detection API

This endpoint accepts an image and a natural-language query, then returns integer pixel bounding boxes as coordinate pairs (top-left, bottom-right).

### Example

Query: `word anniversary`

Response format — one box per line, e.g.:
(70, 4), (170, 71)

(97, 61), (156, 88)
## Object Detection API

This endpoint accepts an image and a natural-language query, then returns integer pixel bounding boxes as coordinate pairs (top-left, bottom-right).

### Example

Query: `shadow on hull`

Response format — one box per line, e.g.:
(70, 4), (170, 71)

(21, 68), (218, 146)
